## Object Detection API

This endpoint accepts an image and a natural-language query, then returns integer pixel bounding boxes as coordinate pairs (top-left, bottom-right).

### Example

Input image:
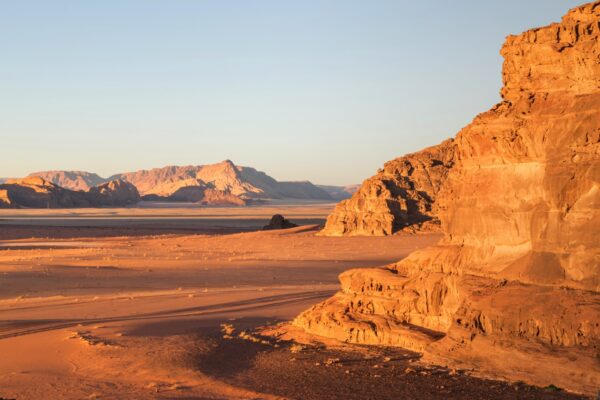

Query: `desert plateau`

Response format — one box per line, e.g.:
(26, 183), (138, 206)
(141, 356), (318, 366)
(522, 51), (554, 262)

(1, 1), (599, 399)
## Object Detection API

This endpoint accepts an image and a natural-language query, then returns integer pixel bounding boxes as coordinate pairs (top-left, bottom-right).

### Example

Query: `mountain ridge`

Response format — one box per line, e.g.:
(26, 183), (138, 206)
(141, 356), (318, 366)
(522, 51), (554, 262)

(21, 160), (352, 204)
(0, 177), (140, 208)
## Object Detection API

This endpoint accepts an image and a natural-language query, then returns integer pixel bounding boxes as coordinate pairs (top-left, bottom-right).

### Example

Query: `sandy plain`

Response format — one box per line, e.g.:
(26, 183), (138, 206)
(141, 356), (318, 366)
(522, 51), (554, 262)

(0, 205), (585, 399)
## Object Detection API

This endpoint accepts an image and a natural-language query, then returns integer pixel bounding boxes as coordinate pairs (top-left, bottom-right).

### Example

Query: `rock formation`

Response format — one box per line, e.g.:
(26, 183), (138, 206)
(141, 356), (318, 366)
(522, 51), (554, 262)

(26, 160), (334, 204)
(27, 170), (106, 191)
(321, 140), (454, 236)
(263, 214), (299, 230)
(87, 179), (140, 206)
(0, 177), (93, 208)
(0, 177), (140, 208)
(292, 2), (600, 395)
(110, 160), (334, 201)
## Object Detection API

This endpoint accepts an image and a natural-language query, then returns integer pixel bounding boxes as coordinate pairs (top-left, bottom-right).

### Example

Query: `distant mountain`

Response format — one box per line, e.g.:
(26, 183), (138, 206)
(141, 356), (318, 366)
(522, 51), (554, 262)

(0, 177), (139, 209)
(24, 160), (335, 205)
(27, 170), (106, 191)
(316, 184), (360, 201)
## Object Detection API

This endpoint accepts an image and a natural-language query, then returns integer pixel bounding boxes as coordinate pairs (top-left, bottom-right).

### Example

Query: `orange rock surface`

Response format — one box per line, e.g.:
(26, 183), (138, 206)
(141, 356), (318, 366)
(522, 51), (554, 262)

(293, 1), (600, 395)
(320, 140), (454, 236)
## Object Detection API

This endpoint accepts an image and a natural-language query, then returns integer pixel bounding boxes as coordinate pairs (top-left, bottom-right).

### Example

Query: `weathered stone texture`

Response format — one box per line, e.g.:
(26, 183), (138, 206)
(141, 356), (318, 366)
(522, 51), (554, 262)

(294, 2), (600, 395)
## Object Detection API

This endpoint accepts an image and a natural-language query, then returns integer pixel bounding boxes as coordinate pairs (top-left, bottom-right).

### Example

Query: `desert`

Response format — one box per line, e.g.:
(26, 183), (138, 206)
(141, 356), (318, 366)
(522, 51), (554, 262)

(0, 206), (584, 399)
(1, 1), (599, 399)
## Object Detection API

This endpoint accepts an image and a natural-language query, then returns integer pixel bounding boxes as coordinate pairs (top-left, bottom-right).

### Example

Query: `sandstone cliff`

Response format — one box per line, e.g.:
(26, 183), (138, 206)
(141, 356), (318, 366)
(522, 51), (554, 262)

(292, 2), (600, 395)
(321, 140), (454, 236)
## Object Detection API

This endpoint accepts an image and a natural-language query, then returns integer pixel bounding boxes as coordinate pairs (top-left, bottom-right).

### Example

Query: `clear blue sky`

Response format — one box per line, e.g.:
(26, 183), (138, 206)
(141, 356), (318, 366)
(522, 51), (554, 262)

(0, 0), (582, 185)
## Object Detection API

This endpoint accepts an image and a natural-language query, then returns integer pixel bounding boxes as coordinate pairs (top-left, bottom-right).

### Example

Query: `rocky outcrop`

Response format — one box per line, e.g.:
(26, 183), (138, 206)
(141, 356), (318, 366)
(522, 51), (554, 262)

(320, 140), (454, 236)
(0, 177), (140, 208)
(0, 177), (93, 208)
(87, 179), (140, 206)
(197, 188), (247, 206)
(263, 214), (298, 230)
(292, 2), (600, 395)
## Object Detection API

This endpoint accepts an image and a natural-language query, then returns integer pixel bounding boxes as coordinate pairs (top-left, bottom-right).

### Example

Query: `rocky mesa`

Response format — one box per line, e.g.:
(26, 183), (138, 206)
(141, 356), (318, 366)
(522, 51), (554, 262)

(291, 1), (600, 395)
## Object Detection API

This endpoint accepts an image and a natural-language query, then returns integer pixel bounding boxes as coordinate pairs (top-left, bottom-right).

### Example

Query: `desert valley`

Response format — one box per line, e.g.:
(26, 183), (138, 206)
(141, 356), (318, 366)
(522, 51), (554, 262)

(1, 1), (599, 399)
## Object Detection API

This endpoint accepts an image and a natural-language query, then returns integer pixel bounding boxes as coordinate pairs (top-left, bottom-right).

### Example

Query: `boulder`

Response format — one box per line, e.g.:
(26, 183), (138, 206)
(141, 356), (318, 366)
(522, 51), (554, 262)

(263, 214), (298, 230)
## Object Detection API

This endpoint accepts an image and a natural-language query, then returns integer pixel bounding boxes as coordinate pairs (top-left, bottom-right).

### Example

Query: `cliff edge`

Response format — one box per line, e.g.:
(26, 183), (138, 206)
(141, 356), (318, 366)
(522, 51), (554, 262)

(292, 2), (600, 395)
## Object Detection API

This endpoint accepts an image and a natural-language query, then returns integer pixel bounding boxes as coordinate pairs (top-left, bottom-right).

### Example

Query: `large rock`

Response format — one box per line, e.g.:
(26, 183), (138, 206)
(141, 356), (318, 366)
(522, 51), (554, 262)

(292, 2), (600, 395)
(87, 179), (140, 206)
(320, 140), (454, 236)
(263, 214), (298, 230)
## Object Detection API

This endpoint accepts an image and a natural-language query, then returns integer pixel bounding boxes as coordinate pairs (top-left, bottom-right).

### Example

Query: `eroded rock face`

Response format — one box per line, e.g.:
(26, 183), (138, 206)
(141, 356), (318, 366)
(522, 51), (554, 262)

(320, 140), (454, 236)
(293, 2), (600, 394)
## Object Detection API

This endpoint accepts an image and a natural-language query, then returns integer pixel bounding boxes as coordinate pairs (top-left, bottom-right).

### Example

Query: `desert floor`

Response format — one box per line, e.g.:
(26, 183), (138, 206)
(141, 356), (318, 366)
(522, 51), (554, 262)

(0, 205), (585, 399)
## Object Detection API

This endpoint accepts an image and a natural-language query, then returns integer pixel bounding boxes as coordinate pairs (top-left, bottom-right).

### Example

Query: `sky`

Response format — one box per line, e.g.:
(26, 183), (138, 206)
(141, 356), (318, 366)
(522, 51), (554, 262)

(0, 0), (583, 185)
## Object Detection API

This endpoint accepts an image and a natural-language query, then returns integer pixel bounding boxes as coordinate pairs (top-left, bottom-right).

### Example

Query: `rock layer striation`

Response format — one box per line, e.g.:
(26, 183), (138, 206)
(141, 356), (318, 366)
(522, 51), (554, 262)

(293, 2), (600, 395)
